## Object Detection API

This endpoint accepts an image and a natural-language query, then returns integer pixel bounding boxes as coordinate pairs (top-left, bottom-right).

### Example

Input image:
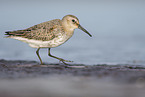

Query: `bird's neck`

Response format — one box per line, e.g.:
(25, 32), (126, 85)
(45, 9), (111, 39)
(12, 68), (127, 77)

(61, 21), (74, 37)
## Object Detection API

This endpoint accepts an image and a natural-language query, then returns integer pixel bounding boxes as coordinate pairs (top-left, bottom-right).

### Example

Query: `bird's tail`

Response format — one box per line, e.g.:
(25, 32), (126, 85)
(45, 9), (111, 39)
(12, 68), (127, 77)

(5, 31), (25, 38)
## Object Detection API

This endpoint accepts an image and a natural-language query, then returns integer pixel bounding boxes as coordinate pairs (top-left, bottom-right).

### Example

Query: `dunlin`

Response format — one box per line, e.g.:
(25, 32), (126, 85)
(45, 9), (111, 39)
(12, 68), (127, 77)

(5, 15), (92, 65)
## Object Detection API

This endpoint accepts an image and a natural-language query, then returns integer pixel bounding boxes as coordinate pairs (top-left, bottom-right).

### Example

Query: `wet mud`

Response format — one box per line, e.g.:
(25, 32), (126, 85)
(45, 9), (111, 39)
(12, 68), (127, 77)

(0, 59), (145, 97)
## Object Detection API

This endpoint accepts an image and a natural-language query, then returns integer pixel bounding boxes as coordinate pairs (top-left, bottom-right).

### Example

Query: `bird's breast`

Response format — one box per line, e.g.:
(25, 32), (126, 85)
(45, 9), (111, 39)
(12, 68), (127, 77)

(49, 32), (73, 47)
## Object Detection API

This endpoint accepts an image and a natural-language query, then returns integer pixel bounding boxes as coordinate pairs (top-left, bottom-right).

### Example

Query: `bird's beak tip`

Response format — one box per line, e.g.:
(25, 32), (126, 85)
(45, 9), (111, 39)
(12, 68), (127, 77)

(78, 24), (92, 37)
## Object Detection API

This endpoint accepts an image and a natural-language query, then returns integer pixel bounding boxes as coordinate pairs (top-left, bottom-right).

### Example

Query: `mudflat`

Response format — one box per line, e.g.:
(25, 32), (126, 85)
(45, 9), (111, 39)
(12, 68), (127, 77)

(0, 59), (145, 97)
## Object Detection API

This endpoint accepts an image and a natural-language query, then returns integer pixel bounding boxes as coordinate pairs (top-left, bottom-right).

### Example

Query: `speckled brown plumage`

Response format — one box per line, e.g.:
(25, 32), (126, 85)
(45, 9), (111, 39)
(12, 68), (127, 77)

(5, 19), (65, 41)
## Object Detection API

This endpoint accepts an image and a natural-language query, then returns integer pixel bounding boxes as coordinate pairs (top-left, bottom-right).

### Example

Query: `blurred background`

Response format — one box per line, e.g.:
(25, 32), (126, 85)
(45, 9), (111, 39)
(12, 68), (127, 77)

(0, 0), (145, 65)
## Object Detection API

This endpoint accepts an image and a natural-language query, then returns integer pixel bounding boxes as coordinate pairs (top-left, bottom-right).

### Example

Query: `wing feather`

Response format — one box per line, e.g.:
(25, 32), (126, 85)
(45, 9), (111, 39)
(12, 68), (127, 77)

(5, 19), (63, 41)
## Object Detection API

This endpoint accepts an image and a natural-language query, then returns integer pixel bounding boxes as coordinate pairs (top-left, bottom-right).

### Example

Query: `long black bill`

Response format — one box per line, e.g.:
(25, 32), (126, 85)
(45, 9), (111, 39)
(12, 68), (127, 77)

(78, 24), (92, 37)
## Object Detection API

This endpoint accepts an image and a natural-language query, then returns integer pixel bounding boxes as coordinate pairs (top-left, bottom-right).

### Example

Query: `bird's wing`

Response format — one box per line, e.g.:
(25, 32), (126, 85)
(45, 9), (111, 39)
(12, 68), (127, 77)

(5, 19), (63, 41)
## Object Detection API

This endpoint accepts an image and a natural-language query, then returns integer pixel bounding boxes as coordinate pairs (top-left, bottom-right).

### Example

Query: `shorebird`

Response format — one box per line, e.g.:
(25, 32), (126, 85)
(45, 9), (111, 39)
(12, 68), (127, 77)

(5, 15), (92, 65)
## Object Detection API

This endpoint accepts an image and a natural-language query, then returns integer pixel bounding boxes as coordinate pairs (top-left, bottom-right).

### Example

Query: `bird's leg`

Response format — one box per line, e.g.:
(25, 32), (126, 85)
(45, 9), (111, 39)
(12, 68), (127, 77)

(48, 48), (73, 64)
(36, 48), (43, 65)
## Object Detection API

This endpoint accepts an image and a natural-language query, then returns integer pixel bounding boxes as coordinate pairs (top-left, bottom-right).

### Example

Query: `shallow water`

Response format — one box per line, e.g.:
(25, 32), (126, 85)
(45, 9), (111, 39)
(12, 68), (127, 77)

(0, 0), (145, 65)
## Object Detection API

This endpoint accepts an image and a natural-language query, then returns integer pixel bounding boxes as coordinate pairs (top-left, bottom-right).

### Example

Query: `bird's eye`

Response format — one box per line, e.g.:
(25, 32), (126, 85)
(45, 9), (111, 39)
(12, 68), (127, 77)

(72, 19), (75, 22)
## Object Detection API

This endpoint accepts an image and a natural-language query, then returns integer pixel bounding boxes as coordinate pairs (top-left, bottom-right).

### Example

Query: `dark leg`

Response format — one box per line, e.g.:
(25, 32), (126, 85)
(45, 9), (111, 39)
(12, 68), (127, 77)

(36, 48), (43, 65)
(48, 48), (73, 65)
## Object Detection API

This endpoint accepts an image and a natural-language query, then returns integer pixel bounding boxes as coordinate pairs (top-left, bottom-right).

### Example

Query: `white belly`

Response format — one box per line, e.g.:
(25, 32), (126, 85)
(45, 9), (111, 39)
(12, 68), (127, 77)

(11, 35), (69, 48)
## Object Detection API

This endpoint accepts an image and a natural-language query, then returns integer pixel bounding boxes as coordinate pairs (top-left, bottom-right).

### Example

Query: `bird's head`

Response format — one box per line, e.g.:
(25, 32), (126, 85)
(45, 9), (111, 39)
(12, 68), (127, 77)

(62, 15), (92, 37)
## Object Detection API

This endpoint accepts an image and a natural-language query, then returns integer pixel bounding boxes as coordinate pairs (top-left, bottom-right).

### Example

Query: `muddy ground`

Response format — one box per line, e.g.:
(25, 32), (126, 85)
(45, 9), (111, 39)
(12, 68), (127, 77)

(0, 59), (145, 97)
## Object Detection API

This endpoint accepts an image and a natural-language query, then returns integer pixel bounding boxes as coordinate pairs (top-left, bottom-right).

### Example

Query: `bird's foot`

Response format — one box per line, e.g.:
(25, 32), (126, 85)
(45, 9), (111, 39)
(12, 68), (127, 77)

(59, 59), (73, 65)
